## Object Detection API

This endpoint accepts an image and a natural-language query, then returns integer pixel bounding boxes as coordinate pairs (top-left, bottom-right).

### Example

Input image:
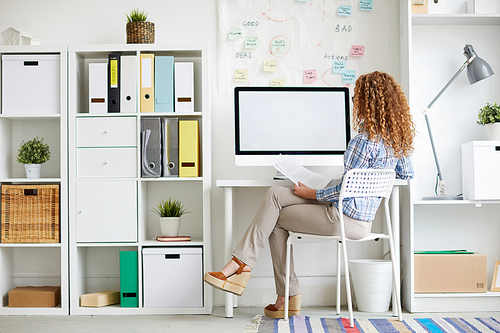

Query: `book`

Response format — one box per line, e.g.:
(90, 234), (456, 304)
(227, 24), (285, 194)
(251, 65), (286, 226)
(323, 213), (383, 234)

(154, 235), (191, 242)
(273, 158), (333, 189)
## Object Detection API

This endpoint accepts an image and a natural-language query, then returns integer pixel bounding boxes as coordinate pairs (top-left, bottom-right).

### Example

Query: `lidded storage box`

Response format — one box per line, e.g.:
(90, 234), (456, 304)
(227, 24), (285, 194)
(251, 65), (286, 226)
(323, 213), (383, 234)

(1, 184), (60, 243)
(1, 54), (60, 114)
(461, 141), (500, 200)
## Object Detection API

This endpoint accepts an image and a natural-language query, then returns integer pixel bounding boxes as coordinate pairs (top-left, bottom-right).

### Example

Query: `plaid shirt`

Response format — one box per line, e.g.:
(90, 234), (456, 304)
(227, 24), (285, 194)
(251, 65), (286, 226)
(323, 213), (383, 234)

(316, 133), (414, 221)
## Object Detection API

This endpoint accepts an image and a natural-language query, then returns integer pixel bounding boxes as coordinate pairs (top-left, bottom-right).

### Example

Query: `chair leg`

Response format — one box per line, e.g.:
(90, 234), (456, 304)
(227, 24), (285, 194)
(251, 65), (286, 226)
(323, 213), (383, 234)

(336, 241), (341, 315)
(385, 202), (403, 321)
(341, 239), (354, 328)
(284, 238), (292, 320)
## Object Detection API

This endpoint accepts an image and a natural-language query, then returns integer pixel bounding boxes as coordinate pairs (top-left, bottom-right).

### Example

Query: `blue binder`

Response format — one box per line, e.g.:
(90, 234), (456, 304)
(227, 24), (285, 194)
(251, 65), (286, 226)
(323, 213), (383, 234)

(154, 56), (174, 112)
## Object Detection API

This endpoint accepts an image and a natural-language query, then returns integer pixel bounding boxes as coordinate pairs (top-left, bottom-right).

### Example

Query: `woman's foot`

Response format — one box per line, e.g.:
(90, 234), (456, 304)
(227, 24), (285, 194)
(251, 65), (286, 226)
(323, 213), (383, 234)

(203, 257), (252, 296)
(264, 294), (302, 318)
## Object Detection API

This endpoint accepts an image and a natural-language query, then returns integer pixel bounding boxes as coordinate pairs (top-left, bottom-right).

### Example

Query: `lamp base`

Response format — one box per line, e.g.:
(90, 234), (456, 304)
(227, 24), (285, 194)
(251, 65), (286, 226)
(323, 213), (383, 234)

(422, 195), (463, 200)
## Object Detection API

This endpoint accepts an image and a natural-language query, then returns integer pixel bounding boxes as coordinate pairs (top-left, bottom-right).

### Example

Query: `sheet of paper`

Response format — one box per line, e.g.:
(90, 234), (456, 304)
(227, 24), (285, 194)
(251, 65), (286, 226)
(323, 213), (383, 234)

(338, 5), (352, 16)
(228, 28), (242, 40)
(263, 60), (277, 72)
(271, 79), (285, 87)
(350, 45), (365, 57)
(274, 158), (333, 189)
(343, 70), (356, 84)
(245, 37), (259, 49)
(303, 69), (317, 83)
(332, 61), (346, 73)
(360, 0), (373, 10)
(234, 69), (248, 82)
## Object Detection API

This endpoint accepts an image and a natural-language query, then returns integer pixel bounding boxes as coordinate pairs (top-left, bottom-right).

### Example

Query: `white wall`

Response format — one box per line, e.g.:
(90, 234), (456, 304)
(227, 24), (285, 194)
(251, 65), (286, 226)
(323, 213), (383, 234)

(0, 0), (402, 307)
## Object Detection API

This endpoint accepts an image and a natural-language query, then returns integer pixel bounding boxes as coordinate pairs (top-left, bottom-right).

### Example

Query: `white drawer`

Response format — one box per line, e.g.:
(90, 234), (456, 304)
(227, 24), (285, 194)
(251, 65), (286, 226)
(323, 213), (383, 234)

(77, 148), (137, 178)
(77, 117), (137, 147)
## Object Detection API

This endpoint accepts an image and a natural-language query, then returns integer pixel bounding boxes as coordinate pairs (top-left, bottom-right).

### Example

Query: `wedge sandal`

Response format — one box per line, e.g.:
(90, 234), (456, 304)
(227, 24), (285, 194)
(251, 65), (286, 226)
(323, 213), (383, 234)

(264, 294), (302, 318)
(203, 257), (251, 296)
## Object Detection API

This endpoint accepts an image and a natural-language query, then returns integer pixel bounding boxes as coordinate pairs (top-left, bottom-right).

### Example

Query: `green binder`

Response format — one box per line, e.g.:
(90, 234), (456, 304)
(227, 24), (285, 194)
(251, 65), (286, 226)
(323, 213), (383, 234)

(120, 251), (138, 307)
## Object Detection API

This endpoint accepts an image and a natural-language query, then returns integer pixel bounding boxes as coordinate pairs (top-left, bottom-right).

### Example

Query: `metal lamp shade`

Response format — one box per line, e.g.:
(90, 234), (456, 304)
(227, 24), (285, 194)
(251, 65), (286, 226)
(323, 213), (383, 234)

(464, 44), (494, 84)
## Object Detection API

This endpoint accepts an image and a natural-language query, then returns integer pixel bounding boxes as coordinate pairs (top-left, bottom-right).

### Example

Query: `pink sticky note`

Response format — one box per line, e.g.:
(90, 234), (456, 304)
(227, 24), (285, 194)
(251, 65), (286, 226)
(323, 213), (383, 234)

(303, 69), (317, 83)
(350, 45), (365, 57)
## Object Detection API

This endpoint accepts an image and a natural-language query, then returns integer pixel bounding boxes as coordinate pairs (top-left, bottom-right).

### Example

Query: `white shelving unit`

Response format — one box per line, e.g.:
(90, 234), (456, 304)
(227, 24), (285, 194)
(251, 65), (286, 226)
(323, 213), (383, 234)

(0, 46), (69, 315)
(400, 2), (500, 313)
(68, 44), (212, 315)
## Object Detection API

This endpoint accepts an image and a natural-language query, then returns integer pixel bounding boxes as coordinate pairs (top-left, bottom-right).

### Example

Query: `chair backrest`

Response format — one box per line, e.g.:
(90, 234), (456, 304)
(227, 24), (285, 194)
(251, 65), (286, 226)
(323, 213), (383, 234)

(339, 169), (396, 200)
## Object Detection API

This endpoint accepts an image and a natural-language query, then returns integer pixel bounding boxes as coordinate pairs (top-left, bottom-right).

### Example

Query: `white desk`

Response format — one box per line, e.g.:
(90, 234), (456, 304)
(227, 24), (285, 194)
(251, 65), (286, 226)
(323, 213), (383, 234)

(216, 178), (407, 318)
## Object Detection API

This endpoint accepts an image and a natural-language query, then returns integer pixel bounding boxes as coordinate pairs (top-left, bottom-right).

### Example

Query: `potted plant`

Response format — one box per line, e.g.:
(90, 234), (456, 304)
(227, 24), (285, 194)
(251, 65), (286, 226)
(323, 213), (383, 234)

(151, 197), (189, 236)
(16, 137), (50, 178)
(477, 102), (500, 140)
(126, 8), (155, 44)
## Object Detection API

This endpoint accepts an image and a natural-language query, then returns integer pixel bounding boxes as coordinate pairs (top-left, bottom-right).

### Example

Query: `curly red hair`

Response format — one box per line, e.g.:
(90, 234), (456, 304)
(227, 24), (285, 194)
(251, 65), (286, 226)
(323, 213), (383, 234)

(352, 71), (415, 159)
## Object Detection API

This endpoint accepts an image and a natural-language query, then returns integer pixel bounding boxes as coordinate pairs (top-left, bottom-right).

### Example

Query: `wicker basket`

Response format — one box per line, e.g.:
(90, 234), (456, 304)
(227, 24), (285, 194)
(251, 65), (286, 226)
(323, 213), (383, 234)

(126, 21), (155, 44)
(1, 184), (60, 243)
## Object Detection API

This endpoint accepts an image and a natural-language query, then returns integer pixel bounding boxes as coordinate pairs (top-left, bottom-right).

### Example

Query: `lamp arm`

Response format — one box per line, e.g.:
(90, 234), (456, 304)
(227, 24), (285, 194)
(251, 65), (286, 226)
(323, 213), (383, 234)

(421, 56), (474, 196)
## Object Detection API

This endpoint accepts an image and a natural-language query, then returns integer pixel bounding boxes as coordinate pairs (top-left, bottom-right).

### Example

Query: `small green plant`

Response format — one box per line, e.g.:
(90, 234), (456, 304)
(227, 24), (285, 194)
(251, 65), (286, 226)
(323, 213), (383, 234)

(151, 198), (189, 217)
(126, 8), (149, 23)
(477, 102), (500, 125)
(16, 137), (51, 165)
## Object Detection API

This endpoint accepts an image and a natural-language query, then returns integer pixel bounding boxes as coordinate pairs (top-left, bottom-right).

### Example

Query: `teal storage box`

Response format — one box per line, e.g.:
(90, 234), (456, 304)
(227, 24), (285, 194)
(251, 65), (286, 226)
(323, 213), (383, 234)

(120, 251), (138, 307)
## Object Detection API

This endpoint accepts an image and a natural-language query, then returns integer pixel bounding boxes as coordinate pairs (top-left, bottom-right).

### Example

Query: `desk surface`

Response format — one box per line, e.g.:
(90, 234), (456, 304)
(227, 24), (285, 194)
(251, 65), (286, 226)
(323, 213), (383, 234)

(216, 179), (407, 188)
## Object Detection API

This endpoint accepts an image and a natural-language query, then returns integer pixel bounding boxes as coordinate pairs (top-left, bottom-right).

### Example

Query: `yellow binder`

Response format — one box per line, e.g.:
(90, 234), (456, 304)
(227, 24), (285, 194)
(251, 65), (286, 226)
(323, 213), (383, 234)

(140, 53), (154, 112)
(179, 120), (199, 177)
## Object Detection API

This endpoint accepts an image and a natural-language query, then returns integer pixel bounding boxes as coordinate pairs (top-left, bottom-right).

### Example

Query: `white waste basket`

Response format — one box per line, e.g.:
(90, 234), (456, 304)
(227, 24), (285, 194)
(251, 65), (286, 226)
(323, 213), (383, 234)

(349, 259), (392, 312)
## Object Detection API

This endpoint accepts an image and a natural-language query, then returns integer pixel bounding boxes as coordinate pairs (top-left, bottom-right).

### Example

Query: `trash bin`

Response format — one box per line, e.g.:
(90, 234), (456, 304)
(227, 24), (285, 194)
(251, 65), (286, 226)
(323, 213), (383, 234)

(349, 259), (393, 312)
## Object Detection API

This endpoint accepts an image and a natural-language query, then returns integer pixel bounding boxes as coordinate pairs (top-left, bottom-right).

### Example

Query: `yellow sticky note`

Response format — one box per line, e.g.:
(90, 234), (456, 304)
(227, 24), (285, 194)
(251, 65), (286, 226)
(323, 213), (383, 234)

(234, 69), (248, 82)
(263, 60), (277, 72)
(270, 79), (284, 87)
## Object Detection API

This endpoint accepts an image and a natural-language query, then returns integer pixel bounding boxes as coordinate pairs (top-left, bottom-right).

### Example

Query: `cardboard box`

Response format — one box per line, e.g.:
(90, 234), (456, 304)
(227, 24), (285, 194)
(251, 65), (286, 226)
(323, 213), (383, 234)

(414, 253), (487, 293)
(80, 291), (120, 307)
(8, 286), (61, 307)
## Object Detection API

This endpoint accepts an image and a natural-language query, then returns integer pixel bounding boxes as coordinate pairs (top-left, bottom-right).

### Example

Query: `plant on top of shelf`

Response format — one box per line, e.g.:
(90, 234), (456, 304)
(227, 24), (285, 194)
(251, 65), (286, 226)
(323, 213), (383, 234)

(152, 198), (189, 237)
(477, 102), (500, 140)
(16, 137), (51, 179)
(126, 8), (155, 44)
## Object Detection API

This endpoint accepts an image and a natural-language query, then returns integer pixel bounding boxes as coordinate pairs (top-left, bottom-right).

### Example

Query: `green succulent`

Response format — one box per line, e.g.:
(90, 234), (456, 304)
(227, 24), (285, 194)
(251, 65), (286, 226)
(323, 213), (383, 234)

(151, 197), (189, 217)
(477, 102), (500, 126)
(16, 137), (51, 165)
(126, 8), (149, 23)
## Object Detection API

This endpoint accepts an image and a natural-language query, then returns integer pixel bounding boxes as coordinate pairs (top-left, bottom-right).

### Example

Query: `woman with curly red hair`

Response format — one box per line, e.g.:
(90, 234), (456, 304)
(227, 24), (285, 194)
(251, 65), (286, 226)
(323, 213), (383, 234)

(204, 71), (415, 318)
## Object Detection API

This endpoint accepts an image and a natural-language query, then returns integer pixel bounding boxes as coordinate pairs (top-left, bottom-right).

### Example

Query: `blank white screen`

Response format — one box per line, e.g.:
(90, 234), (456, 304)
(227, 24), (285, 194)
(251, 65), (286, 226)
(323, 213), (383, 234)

(238, 90), (348, 152)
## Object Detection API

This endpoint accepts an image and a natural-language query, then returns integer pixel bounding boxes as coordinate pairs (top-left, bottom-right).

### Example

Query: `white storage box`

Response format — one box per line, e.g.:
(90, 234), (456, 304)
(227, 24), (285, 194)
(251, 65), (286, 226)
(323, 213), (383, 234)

(1, 54), (60, 114)
(143, 247), (203, 308)
(461, 141), (500, 200)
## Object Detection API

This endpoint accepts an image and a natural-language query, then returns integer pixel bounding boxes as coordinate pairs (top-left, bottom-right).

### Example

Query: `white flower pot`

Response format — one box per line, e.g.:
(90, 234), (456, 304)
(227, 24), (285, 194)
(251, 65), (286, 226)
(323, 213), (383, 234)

(159, 217), (181, 236)
(24, 164), (42, 178)
(485, 123), (500, 140)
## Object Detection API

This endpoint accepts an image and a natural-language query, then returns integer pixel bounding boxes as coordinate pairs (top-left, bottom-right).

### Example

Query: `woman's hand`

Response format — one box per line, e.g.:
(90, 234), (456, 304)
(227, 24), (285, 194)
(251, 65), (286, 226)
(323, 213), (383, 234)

(294, 182), (317, 200)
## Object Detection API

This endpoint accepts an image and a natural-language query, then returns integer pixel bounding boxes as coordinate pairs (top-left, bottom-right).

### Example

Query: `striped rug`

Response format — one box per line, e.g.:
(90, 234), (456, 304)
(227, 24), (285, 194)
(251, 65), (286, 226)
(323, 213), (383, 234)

(246, 315), (500, 333)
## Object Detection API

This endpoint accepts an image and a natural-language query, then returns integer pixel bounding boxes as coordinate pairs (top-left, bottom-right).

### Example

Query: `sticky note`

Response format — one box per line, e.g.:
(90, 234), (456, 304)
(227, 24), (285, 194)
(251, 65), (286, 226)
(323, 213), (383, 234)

(350, 45), (365, 57)
(303, 70), (317, 83)
(263, 60), (277, 72)
(245, 37), (259, 49)
(234, 69), (248, 82)
(343, 70), (356, 84)
(228, 28), (242, 40)
(332, 61), (346, 73)
(359, 0), (373, 10)
(271, 40), (286, 53)
(271, 79), (285, 87)
(338, 5), (352, 16)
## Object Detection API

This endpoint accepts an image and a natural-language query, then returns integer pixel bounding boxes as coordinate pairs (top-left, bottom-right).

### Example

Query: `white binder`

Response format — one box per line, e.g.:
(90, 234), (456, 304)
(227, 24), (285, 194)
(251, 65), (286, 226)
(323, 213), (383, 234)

(174, 62), (194, 112)
(120, 55), (137, 113)
(89, 63), (107, 114)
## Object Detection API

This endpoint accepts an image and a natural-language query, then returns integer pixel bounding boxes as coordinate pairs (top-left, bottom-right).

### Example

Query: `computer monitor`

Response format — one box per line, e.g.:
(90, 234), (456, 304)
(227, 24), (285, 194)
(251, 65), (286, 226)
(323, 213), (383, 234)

(234, 86), (351, 167)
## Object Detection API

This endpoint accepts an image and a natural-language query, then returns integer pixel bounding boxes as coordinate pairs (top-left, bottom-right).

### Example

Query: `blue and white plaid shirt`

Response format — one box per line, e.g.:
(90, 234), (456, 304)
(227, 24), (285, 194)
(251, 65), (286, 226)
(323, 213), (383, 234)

(316, 133), (414, 221)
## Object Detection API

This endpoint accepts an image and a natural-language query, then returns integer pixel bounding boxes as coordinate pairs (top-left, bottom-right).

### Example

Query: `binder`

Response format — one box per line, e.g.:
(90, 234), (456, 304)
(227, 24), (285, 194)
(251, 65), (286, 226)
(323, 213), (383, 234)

(119, 251), (138, 307)
(141, 118), (161, 177)
(120, 55), (137, 113)
(140, 53), (155, 113)
(88, 63), (107, 114)
(179, 120), (199, 177)
(162, 117), (179, 177)
(155, 56), (174, 113)
(108, 53), (120, 113)
(174, 62), (194, 113)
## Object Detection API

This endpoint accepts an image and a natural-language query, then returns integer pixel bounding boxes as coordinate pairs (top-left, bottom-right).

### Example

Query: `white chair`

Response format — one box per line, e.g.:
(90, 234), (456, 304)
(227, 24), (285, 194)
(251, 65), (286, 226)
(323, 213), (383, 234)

(283, 169), (402, 327)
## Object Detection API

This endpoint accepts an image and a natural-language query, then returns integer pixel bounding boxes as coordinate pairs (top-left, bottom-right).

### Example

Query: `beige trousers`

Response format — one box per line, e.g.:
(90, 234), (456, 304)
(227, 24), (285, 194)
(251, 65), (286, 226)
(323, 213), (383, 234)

(232, 186), (372, 297)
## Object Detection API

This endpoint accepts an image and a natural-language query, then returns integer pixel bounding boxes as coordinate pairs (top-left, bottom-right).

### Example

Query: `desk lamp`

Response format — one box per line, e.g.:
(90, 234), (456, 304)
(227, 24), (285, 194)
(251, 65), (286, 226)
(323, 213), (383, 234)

(423, 44), (494, 200)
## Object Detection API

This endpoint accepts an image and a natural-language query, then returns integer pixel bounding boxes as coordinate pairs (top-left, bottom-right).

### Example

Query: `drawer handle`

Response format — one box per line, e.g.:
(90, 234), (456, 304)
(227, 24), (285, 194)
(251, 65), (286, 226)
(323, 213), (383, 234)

(165, 254), (180, 260)
(103, 161), (108, 165)
(103, 130), (108, 134)
(78, 210), (83, 214)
